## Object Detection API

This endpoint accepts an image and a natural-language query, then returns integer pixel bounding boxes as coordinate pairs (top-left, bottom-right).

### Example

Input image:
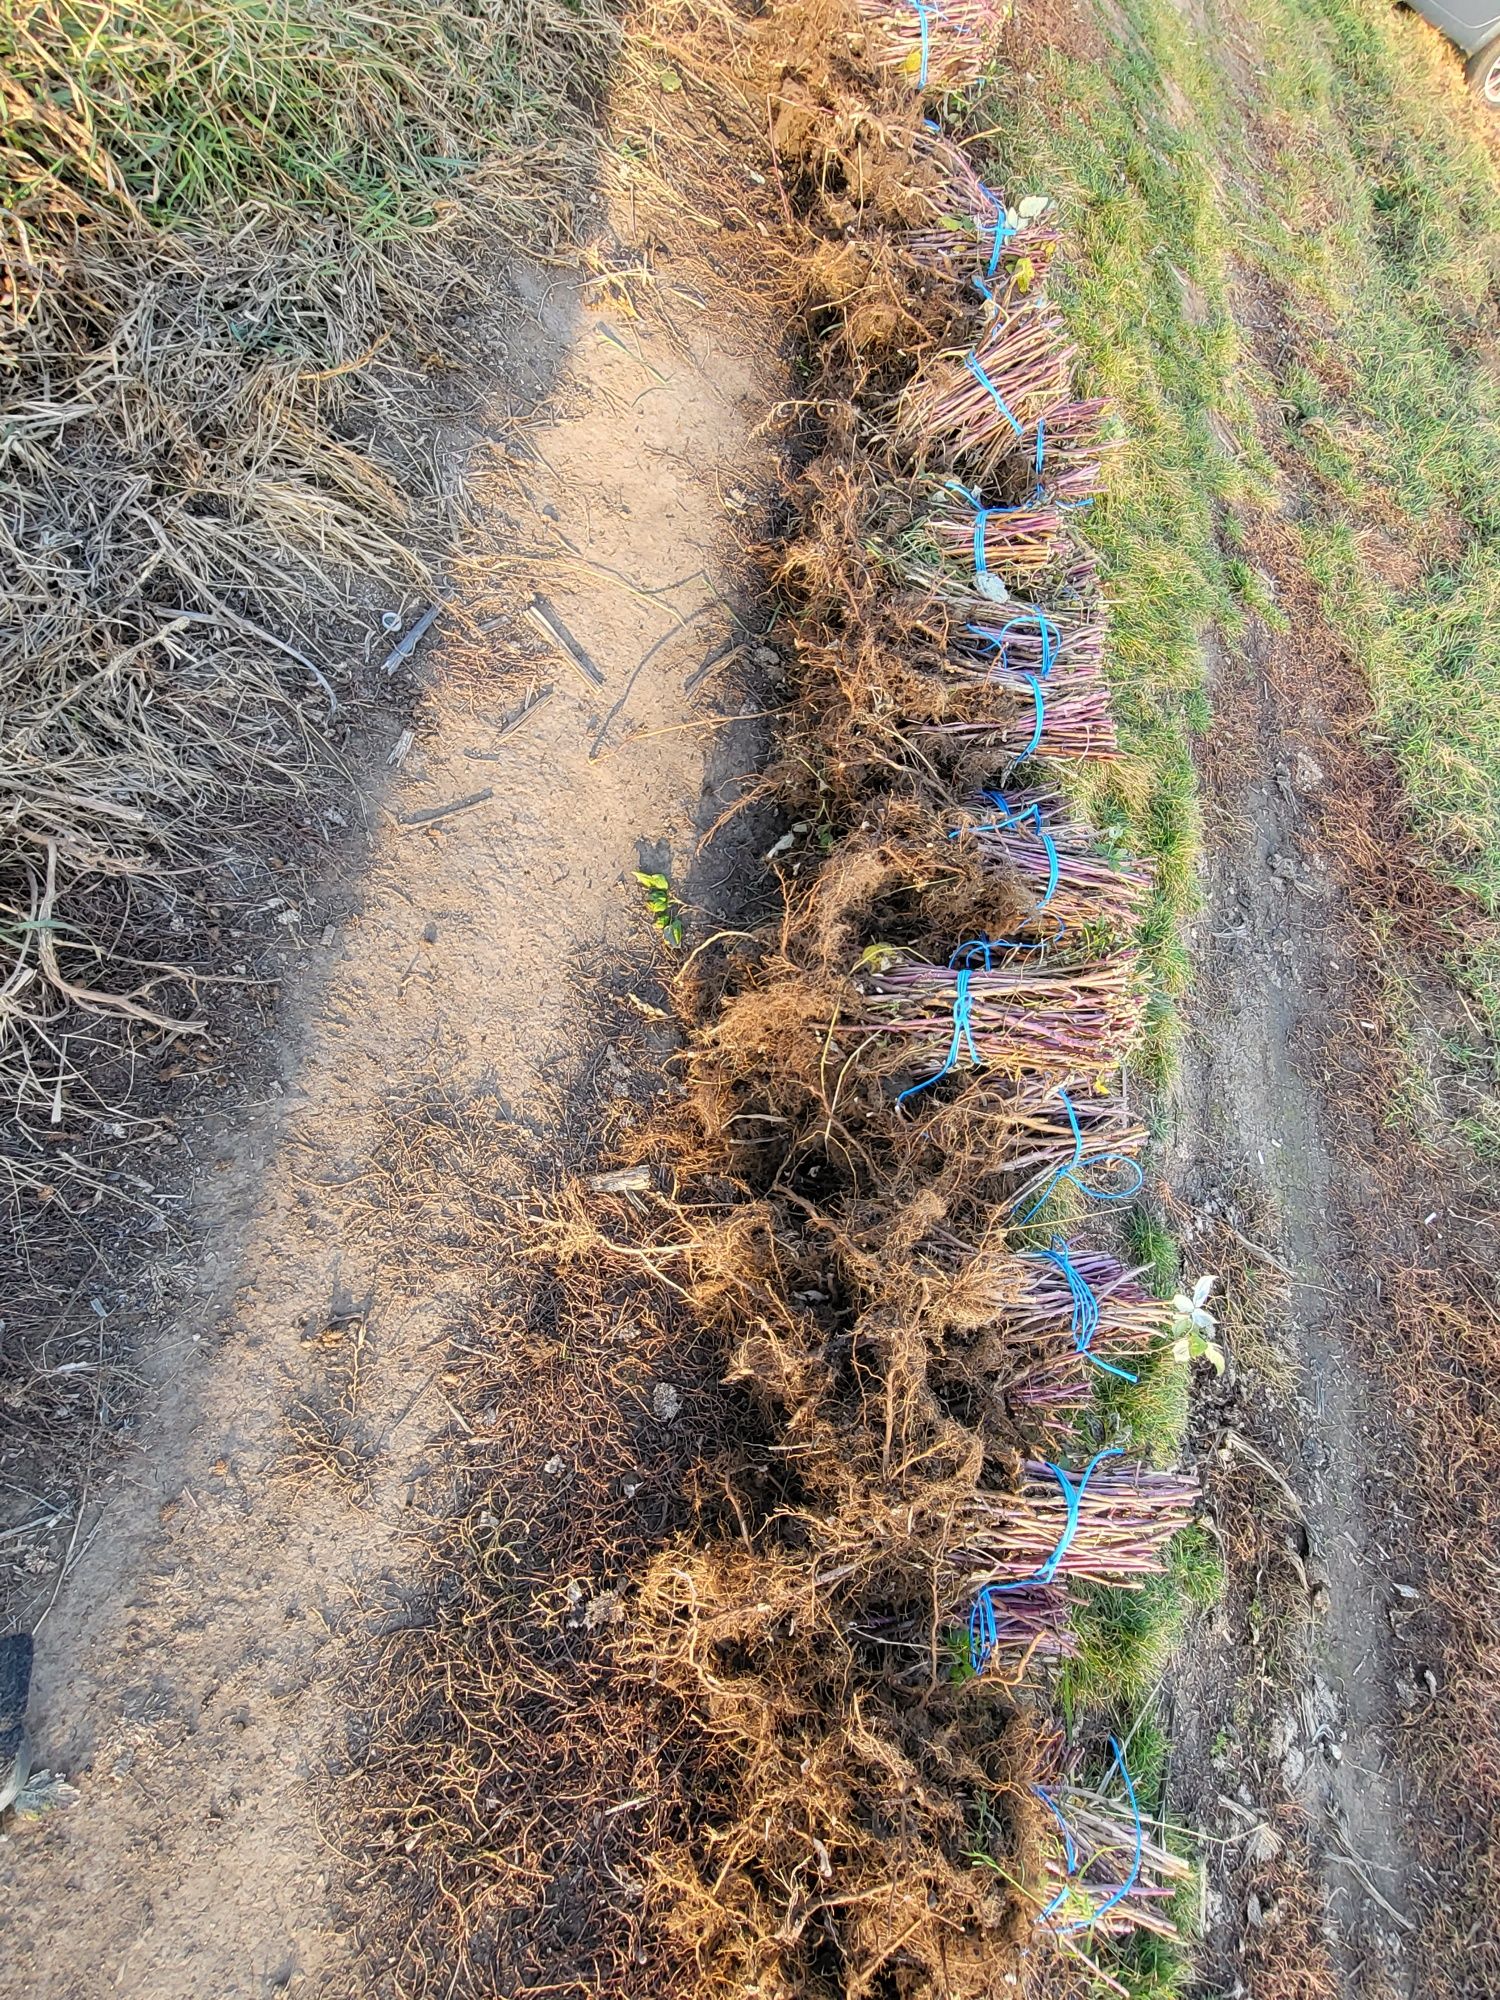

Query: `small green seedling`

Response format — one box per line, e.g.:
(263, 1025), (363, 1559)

(635, 872), (683, 947)
(1171, 1274), (1224, 1374)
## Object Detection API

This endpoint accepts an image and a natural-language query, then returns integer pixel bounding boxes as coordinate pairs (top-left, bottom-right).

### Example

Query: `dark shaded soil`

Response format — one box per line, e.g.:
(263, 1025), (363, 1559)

(1163, 511), (1497, 2000)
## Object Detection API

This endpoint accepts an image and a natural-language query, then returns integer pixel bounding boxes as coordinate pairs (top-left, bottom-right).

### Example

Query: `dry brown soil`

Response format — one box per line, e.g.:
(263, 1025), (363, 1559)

(1162, 457), (1496, 1999)
(0, 242), (774, 1999)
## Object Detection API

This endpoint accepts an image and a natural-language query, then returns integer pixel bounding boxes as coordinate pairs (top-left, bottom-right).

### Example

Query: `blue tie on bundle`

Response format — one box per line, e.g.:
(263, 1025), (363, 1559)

(1033, 1786), (1082, 1922)
(894, 937), (994, 1110)
(906, 0), (933, 86)
(972, 610), (1059, 680)
(964, 351), (1024, 439)
(967, 1446), (1124, 1673)
(942, 479), (1043, 589)
(1034, 1738), (1144, 1932)
(1012, 1087), (1144, 1224)
(969, 788), (1061, 913)
(1027, 1236), (1138, 1383)
(963, 612), (1061, 761)
(980, 185), (1013, 277)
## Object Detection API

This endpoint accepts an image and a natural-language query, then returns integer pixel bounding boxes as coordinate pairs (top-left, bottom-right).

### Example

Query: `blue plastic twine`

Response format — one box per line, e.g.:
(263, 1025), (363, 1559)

(1020, 676), (1045, 758)
(946, 482), (1038, 582)
(967, 1587), (998, 1676)
(1039, 1738), (1144, 1935)
(895, 938), (993, 1110)
(981, 186), (1013, 277)
(1012, 1088), (1144, 1224)
(1028, 1237), (1138, 1384)
(989, 612), (1059, 679)
(1033, 1788), (1083, 1923)
(971, 790), (1060, 912)
(967, 1447), (1124, 1673)
(906, 0), (932, 86)
(968, 613), (1061, 687)
(1027, 1447), (1123, 1584)
(964, 352), (1024, 439)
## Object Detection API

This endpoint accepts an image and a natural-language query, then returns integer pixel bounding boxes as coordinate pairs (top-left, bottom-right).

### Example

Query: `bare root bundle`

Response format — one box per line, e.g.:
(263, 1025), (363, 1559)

(927, 1239), (1171, 1439)
(896, 299), (1074, 472)
(948, 1458), (1197, 1592)
(877, 564), (1119, 765)
(991, 1077), (1148, 1218)
(926, 493), (1066, 583)
(848, 947), (1144, 1093)
(796, 1455), (1193, 1650)
(857, 1582), (1079, 1686)
(959, 554), (1104, 664)
(1026, 398), (1116, 508)
(914, 689), (1118, 762)
(1018, 1733), (1194, 1944)
(854, 0), (1011, 93)
(618, 1540), (1039, 1999)
(902, 135), (1059, 291)
(779, 594), (1119, 783)
(952, 788), (1153, 934)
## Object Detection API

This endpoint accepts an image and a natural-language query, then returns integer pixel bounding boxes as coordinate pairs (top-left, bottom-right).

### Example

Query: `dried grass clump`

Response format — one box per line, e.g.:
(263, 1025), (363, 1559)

(0, 0), (616, 1133)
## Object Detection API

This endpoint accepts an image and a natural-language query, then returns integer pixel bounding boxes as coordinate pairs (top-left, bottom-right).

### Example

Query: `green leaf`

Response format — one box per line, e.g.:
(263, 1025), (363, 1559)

(853, 942), (901, 973)
(634, 871), (670, 890)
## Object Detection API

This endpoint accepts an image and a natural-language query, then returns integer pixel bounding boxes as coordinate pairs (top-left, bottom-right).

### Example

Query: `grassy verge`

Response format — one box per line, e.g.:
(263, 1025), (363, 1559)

(1, 0), (607, 231)
(980, 0), (1500, 1055)
(977, 0), (1498, 1985)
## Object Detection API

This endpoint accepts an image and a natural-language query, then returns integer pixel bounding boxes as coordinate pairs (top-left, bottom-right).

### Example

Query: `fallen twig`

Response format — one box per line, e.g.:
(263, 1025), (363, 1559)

(398, 788), (494, 828)
(526, 598), (606, 688)
(378, 603), (443, 676)
(462, 686), (556, 757)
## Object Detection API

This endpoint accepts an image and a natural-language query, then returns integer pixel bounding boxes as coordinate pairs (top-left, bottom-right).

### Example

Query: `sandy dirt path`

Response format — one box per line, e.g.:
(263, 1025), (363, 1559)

(1169, 625), (1421, 1996)
(0, 257), (770, 2000)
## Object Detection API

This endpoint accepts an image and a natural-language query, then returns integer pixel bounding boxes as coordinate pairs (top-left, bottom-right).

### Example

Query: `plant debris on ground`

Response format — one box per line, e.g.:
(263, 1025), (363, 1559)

(352, 2), (1215, 1993)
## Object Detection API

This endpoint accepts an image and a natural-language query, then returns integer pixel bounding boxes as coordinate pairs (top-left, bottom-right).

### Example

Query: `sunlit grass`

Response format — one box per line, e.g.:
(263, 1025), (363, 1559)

(976, 3), (1496, 1987)
(0, 0), (606, 238)
(979, 0), (1500, 1060)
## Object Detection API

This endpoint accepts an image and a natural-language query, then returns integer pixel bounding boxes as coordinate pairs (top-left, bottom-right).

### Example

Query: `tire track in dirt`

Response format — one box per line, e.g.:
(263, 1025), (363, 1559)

(1167, 613), (1423, 1999)
(0, 255), (774, 1999)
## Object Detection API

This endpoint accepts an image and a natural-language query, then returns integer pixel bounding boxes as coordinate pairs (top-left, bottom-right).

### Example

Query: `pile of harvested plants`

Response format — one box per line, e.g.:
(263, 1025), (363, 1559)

(358, 0), (1203, 1992)
(584, 0), (1200, 1990)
